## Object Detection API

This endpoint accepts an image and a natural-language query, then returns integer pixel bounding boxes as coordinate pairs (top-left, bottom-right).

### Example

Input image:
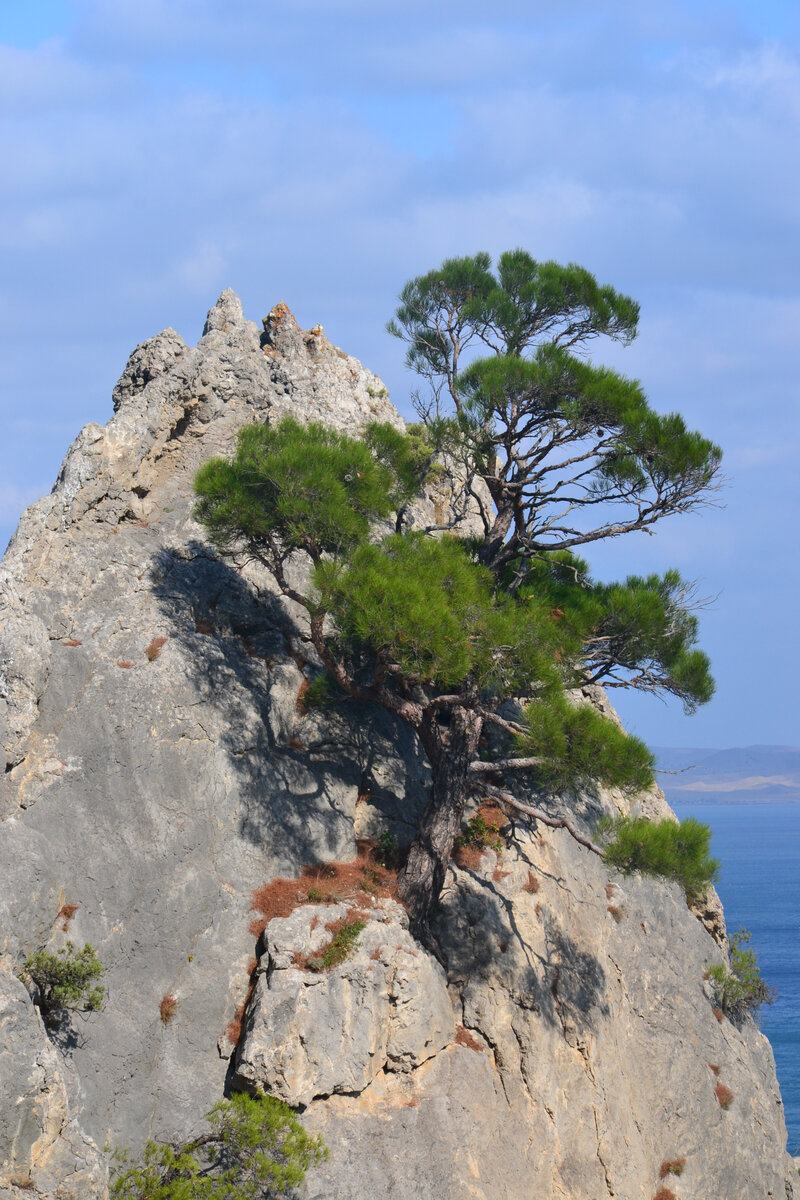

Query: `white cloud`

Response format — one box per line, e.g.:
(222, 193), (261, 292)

(169, 239), (234, 294)
(703, 42), (800, 99)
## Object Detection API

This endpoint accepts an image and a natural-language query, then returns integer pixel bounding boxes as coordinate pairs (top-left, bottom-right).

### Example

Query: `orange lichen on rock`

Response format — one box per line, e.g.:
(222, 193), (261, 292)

(58, 903), (79, 931)
(455, 1025), (484, 1053)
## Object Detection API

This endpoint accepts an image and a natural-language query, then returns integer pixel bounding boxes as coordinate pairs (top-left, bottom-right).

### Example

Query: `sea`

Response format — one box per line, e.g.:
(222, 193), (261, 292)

(672, 800), (800, 1150)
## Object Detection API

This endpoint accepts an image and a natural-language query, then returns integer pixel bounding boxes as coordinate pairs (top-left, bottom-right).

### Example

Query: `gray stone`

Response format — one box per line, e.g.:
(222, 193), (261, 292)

(234, 900), (454, 1105)
(302, 827), (791, 1200)
(0, 965), (105, 1200)
(0, 294), (429, 1196)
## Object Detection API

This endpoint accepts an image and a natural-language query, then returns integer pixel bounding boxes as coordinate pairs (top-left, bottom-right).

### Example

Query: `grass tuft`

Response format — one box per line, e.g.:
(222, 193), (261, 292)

(159, 994), (178, 1024)
(145, 636), (168, 662)
(58, 903), (79, 931)
(307, 919), (366, 972)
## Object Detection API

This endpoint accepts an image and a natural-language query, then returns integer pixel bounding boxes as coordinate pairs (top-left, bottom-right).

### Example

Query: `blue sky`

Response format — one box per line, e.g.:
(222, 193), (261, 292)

(1, 1), (798, 750)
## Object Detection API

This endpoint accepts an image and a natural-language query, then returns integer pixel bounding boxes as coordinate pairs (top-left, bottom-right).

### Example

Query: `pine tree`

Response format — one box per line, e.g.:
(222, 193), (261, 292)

(111, 1092), (327, 1199)
(194, 252), (720, 953)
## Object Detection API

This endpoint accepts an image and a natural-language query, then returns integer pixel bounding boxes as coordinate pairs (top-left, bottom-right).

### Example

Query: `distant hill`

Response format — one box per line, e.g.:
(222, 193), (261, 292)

(653, 745), (800, 804)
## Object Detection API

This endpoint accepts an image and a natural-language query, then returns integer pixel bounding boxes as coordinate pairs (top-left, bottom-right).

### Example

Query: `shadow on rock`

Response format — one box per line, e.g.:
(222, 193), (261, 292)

(149, 542), (428, 863)
(541, 919), (610, 1035)
(45, 1012), (88, 1057)
(440, 876), (609, 1037)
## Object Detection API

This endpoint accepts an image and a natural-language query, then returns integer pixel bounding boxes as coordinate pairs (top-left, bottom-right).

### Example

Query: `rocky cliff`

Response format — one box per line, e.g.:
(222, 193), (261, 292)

(0, 293), (794, 1200)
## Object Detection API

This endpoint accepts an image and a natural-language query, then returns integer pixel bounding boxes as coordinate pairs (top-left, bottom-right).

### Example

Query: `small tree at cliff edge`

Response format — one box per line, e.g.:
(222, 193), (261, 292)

(194, 251), (721, 953)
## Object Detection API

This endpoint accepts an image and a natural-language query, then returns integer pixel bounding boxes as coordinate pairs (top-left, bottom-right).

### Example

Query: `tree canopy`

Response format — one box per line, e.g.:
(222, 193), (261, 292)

(111, 1092), (327, 1199)
(194, 251), (720, 948)
(389, 250), (721, 571)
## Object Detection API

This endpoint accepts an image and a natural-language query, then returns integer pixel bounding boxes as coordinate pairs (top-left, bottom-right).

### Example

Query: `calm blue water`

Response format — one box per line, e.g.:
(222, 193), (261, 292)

(673, 802), (800, 1149)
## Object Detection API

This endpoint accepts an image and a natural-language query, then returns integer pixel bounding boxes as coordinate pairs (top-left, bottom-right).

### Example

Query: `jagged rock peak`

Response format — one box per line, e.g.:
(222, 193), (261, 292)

(201, 287), (248, 335)
(112, 327), (188, 412)
(2, 292), (398, 561)
(262, 299), (326, 358)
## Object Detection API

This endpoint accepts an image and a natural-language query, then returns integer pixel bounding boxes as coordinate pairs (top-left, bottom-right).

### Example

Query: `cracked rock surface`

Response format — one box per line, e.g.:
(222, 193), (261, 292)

(234, 899), (454, 1106)
(0, 965), (106, 1200)
(299, 823), (792, 1200)
(0, 292), (794, 1199)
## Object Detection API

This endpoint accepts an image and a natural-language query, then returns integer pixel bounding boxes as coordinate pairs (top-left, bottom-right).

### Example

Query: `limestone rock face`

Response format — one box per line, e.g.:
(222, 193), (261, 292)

(0, 966), (106, 1199)
(234, 900), (454, 1106)
(298, 826), (790, 1200)
(0, 291), (793, 1199)
(0, 293), (429, 1196)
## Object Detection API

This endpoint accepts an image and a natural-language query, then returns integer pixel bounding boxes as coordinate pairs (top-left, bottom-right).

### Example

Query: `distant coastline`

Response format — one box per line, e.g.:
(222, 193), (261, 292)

(653, 745), (800, 806)
(671, 795), (800, 805)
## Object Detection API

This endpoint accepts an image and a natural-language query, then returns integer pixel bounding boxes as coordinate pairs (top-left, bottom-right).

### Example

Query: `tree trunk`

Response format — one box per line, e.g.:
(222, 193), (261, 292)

(397, 706), (482, 958)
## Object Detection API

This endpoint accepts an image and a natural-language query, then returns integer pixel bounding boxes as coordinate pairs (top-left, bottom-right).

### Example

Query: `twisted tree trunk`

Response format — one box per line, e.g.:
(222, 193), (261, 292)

(397, 706), (482, 956)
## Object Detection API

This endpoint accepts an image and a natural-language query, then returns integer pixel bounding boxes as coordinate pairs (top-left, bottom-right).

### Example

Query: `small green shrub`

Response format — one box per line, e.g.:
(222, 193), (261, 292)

(300, 671), (341, 711)
(600, 815), (719, 902)
(376, 829), (400, 869)
(307, 919), (366, 972)
(22, 942), (104, 1027)
(707, 928), (775, 1020)
(456, 813), (504, 855)
(111, 1091), (327, 1199)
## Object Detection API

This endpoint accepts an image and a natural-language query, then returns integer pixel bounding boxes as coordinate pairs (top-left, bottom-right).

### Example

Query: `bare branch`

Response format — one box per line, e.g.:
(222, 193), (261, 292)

(480, 783), (605, 856)
(478, 710), (529, 737)
(468, 757), (543, 774)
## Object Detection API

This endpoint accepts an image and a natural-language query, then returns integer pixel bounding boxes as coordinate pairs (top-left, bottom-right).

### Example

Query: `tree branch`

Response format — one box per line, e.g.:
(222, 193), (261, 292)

(478, 710), (528, 736)
(480, 783), (605, 856)
(468, 757), (543, 773)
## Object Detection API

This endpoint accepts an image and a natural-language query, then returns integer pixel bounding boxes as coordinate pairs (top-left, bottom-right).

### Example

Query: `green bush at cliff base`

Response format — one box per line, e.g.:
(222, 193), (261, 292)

(707, 928), (775, 1021)
(111, 1091), (327, 1199)
(600, 815), (719, 902)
